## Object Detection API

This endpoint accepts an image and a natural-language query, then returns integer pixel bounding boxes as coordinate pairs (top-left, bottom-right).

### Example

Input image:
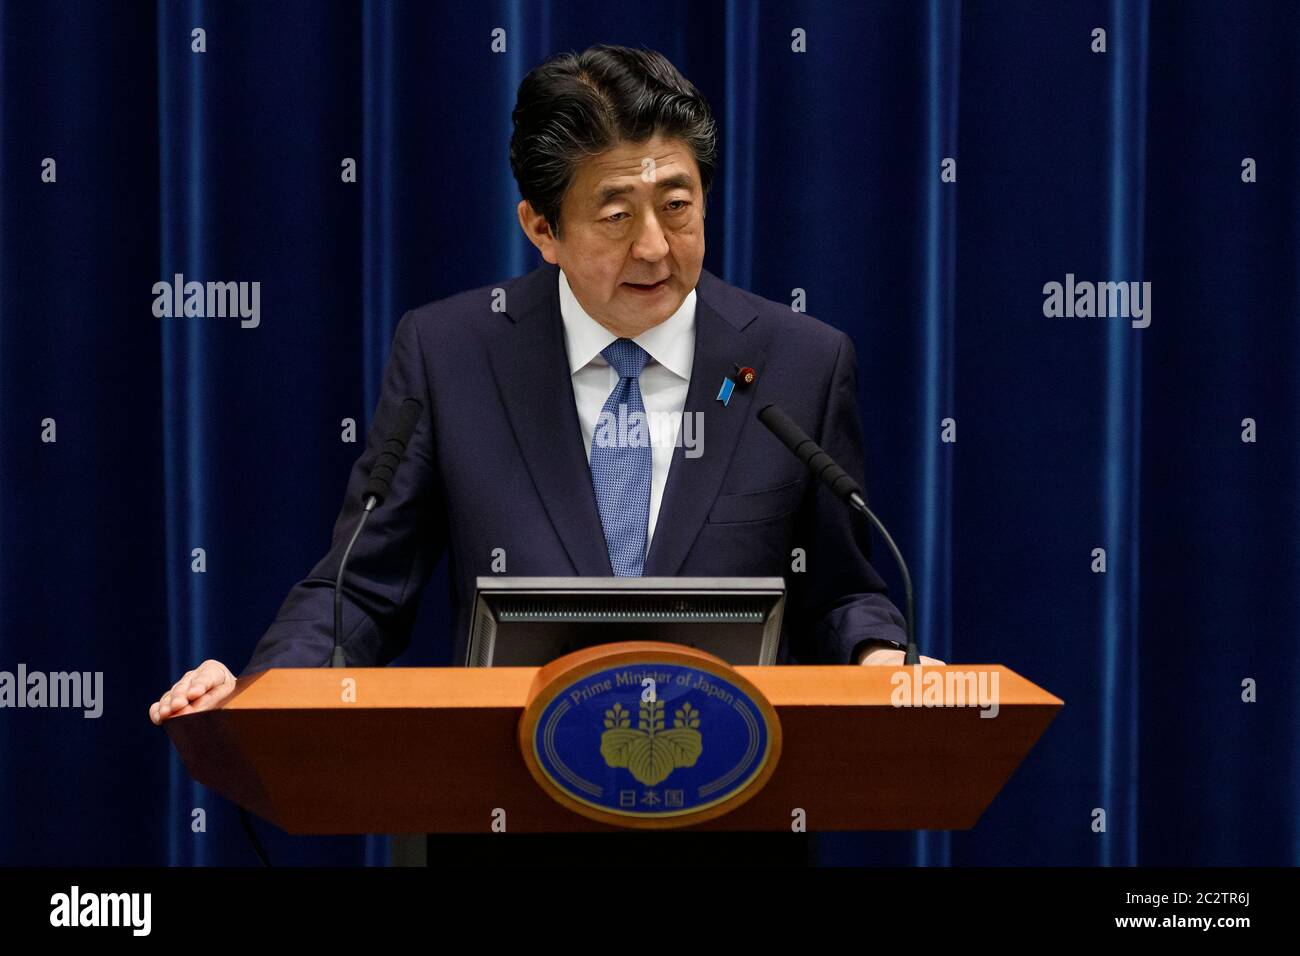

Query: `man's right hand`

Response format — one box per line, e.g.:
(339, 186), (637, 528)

(149, 659), (237, 725)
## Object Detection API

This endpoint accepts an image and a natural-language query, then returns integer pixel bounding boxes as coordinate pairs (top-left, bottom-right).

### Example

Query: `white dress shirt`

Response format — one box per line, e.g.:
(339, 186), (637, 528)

(558, 267), (696, 556)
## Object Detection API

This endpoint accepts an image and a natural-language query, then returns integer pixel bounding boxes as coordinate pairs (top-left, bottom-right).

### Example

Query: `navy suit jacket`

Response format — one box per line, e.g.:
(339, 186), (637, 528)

(241, 261), (906, 676)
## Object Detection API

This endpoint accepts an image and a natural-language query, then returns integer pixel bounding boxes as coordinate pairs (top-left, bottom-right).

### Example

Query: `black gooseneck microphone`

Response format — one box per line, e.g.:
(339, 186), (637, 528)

(331, 397), (424, 667)
(757, 403), (920, 665)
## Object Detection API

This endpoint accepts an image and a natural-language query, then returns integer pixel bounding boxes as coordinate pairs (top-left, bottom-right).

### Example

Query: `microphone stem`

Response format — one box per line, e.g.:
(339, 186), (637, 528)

(848, 492), (919, 665)
(331, 495), (378, 667)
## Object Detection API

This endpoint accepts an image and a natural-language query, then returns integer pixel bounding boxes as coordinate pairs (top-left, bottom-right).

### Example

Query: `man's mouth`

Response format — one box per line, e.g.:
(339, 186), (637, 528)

(624, 278), (669, 293)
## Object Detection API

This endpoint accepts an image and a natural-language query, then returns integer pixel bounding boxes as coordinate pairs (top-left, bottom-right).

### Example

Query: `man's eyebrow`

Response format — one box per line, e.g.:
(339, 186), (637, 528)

(653, 172), (695, 191)
(593, 172), (696, 205)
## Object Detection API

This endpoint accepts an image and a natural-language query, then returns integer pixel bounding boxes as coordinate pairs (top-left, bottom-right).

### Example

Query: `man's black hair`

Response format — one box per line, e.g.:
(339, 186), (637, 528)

(509, 44), (718, 239)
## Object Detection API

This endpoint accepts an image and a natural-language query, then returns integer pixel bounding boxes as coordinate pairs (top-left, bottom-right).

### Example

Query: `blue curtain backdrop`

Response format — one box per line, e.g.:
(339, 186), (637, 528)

(1, 0), (1296, 866)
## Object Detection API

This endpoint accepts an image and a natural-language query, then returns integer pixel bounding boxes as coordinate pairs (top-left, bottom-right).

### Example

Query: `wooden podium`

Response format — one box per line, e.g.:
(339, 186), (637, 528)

(167, 651), (1062, 834)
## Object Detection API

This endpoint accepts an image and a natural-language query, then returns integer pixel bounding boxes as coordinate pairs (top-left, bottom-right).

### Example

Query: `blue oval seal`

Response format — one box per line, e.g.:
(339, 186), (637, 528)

(519, 643), (781, 827)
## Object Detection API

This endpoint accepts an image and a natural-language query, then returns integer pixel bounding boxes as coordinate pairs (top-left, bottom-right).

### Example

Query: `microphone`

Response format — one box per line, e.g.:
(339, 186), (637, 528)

(757, 403), (920, 665)
(331, 398), (424, 667)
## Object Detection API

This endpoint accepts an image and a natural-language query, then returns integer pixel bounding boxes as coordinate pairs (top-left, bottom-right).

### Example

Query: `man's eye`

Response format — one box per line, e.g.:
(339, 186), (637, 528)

(667, 200), (690, 211)
(607, 212), (628, 223)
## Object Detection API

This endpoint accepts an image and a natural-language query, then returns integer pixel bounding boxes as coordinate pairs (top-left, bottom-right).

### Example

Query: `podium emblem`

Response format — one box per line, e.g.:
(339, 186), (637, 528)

(519, 643), (781, 828)
(599, 699), (702, 786)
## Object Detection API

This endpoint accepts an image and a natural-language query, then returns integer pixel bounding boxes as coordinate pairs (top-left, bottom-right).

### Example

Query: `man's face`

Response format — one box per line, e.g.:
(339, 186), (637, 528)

(518, 133), (706, 338)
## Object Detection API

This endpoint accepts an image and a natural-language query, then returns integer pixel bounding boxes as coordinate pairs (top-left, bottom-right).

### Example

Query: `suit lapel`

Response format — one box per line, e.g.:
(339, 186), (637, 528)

(488, 263), (762, 579)
(644, 270), (763, 576)
(487, 262), (613, 576)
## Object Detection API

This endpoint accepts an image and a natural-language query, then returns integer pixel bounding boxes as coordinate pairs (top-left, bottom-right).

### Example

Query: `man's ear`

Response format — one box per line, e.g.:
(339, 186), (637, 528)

(517, 200), (559, 264)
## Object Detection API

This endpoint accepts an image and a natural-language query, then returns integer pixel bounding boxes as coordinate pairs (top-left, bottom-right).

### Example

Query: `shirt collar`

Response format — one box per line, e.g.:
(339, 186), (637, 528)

(558, 267), (696, 381)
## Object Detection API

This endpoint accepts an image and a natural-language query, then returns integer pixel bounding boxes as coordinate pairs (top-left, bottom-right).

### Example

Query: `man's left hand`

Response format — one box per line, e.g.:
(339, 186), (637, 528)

(856, 644), (945, 666)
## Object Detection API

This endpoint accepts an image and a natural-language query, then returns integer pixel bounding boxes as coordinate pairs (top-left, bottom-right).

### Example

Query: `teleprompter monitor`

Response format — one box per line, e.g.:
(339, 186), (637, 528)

(467, 576), (786, 667)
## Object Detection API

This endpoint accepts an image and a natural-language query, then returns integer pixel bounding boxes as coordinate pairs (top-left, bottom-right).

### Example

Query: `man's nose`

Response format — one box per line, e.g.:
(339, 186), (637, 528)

(631, 211), (670, 261)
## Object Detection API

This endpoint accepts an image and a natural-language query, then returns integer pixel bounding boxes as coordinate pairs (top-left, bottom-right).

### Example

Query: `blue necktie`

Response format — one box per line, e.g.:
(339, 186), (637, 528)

(590, 338), (652, 576)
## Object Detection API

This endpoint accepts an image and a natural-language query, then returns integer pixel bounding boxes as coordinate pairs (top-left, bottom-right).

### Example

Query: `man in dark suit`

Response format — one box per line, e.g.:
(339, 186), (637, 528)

(148, 44), (935, 861)
(233, 247), (909, 672)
